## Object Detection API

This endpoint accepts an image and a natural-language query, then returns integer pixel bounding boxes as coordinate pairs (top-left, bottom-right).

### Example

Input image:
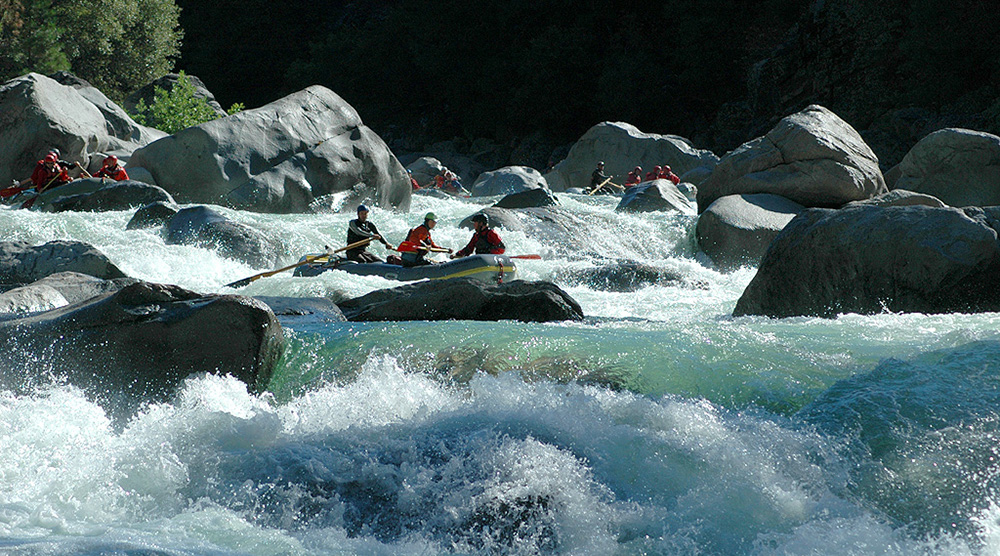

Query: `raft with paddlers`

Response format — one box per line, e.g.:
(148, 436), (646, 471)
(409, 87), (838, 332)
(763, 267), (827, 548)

(293, 253), (519, 284)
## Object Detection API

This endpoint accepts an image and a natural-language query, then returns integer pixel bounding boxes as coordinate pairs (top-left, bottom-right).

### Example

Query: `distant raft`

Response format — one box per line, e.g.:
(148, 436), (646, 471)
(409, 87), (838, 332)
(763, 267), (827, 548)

(293, 253), (517, 284)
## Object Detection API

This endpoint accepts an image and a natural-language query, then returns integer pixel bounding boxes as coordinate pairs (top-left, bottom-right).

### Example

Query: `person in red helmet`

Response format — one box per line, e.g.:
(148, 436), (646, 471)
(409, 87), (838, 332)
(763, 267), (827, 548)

(453, 213), (505, 258)
(19, 153), (71, 191)
(658, 165), (680, 185)
(624, 166), (643, 188)
(94, 155), (129, 181)
(646, 165), (661, 181)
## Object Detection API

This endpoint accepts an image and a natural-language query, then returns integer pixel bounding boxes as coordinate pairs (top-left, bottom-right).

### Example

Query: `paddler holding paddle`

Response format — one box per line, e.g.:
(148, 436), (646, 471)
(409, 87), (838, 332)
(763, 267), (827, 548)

(452, 213), (505, 258)
(346, 204), (393, 263)
(397, 212), (452, 267)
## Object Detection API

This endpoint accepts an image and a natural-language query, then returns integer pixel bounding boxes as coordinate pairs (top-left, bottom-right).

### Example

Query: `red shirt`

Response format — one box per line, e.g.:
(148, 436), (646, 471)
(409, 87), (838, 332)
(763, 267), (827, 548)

(398, 224), (441, 252)
(96, 165), (129, 180)
(30, 161), (70, 188)
(456, 228), (505, 257)
(624, 172), (642, 187)
(659, 171), (680, 185)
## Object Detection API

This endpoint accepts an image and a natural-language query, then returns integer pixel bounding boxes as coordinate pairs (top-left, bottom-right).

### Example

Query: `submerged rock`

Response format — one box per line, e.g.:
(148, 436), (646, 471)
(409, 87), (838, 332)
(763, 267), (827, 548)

(164, 206), (285, 268)
(126, 201), (180, 230)
(734, 205), (1000, 318)
(557, 261), (699, 292)
(338, 278), (584, 322)
(35, 178), (175, 212)
(493, 188), (560, 209)
(0, 281), (284, 409)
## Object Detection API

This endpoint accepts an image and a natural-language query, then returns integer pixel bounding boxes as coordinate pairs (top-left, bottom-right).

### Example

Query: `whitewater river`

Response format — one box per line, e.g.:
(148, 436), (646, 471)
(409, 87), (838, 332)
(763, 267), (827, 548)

(3, 192), (1000, 555)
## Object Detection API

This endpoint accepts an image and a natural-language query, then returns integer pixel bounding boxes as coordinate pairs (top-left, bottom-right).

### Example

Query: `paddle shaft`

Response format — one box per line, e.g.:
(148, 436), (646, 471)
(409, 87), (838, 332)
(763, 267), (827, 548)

(588, 177), (612, 195)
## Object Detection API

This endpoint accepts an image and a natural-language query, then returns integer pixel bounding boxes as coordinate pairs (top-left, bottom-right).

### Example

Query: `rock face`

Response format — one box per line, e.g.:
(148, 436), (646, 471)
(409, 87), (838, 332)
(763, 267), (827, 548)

(844, 189), (946, 209)
(698, 105), (886, 213)
(406, 157), (448, 187)
(164, 206), (285, 268)
(0, 281), (284, 408)
(0, 272), (137, 314)
(733, 205), (1000, 318)
(615, 180), (696, 214)
(493, 188), (560, 209)
(128, 85), (411, 213)
(470, 166), (548, 197)
(0, 73), (165, 187)
(0, 240), (126, 287)
(338, 278), (584, 322)
(544, 121), (719, 191)
(32, 178), (175, 212)
(892, 128), (1000, 207)
(696, 194), (804, 270)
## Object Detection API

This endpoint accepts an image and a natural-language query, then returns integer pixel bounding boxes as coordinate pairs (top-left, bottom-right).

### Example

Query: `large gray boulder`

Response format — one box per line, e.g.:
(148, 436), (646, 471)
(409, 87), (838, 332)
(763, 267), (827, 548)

(615, 180), (696, 214)
(493, 188), (560, 209)
(126, 201), (180, 230)
(128, 85), (411, 213)
(0, 281), (283, 408)
(892, 128), (1000, 207)
(164, 206), (285, 268)
(0, 73), (165, 187)
(338, 278), (583, 322)
(698, 105), (886, 213)
(733, 205), (1000, 318)
(0, 240), (126, 287)
(844, 189), (947, 209)
(696, 194), (805, 271)
(470, 166), (548, 197)
(557, 261), (696, 292)
(0, 271), (137, 314)
(30, 178), (175, 212)
(543, 122), (719, 191)
(406, 157), (447, 188)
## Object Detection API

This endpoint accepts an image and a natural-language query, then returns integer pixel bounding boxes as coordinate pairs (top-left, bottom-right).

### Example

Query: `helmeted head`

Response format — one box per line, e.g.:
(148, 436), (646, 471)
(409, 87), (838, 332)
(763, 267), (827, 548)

(44, 153), (57, 164)
(49, 148), (60, 158)
(633, 166), (642, 173)
(471, 213), (489, 229)
(104, 155), (118, 167)
(357, 204), (369, 213)
(652, 165), (661, 174)
(424, 212), (437, 228)
(597, 161), (604, 168)
(663, 165), (671, 172)
(356, 204), (369, 219)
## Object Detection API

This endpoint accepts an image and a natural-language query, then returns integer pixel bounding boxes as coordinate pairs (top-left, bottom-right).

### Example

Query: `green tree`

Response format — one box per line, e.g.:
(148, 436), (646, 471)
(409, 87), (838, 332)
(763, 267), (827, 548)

(130, 70), (222, 133)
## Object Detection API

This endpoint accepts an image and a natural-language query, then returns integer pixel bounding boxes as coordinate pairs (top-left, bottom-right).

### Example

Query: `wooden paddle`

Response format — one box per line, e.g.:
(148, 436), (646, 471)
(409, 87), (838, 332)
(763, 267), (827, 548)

(508, 254), (542, 259)
(76, 162), (93, 179)
(225, 239), (372, 288)
(588, 177), (612, 196)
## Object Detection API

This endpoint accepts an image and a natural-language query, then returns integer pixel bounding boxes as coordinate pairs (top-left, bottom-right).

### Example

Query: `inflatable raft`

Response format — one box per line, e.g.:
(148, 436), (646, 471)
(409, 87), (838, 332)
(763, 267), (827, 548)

(293, 253), (517, 284)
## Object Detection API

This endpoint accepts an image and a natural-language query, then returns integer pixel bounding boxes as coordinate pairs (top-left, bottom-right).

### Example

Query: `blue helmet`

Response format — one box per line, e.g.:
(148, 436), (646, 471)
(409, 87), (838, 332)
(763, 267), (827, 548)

(357, 204), (369, 213)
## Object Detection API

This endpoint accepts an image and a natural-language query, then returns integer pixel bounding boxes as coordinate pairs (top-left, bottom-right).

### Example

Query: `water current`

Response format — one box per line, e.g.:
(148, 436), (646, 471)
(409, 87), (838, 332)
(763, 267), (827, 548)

(2, 193), (1000, 554)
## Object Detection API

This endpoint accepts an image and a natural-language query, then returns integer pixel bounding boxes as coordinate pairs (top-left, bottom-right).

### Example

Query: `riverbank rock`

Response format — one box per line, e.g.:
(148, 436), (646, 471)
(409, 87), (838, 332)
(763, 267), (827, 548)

(471, 166), (548, 197)
(733, 205), (1000, 318)
(31, 178), (175, 212)
(126, 201), (180, 230)
(892, 128), (1000, 207)
(0, 73), (165, 188)
(844, 189), (947, 208)
(696, 194), (805, 270)
(253, 296), (346, 323)
(0, 240), (126, 287)
(338, 278), (584, 322)
(124, 73), (227, 117)
(0, 271), (137, 314)
(493, 188), (559, 209)
(127, 85), (411, 213)
(406, 157), (447, 187)
(615, 180), (695, 214)
(544, 121), (719, 191)
(0, 281), (283, 410)
(698, 105), (886, 213)
(164, 206), (285, 268)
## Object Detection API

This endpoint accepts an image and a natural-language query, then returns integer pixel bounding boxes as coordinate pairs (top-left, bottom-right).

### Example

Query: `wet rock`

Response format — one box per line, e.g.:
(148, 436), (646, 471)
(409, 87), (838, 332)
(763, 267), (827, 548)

(339, 278), (584, 322)
(493, 188), (560, 209)
(698, 105), (886, 212)
(128, 85), (411, 213)
(253, 296), (346, 322)
(0, 281), (284, 409)
(126, 201), (180, 230)
(0, 271), (137, 314)
(164, 206), (285, 268)
(471, 166), (548, 197)
(616, 180), (695, 214)
(35, 178), (175, 212)
(844, 189), (947, 208)
(734, 205), (1000, 318)
(0, 240), (127, 287)
(696, 194), (805, 270)
(558, 261), (698, 292)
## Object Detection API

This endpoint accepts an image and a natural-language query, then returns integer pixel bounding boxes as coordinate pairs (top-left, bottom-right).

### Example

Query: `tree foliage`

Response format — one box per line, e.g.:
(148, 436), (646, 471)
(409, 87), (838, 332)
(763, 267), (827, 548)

(129, 71), (224, 133)
(0, 0), (181, 100)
